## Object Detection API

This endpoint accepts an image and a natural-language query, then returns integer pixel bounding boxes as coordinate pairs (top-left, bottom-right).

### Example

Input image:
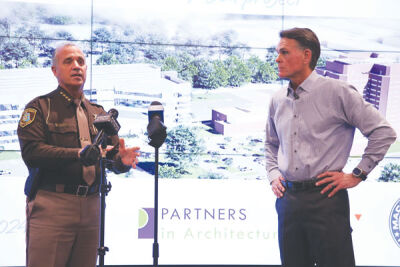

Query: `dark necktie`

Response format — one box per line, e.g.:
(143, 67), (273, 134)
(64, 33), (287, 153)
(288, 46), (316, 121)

(74, 98), (96, 186)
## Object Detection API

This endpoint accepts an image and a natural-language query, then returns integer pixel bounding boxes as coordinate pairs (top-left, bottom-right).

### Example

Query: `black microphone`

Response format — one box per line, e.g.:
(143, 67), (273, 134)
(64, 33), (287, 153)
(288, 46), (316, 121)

(94, 108), (120, 138)
(80, 109), (121, 166)
(147, 101), (167, 148)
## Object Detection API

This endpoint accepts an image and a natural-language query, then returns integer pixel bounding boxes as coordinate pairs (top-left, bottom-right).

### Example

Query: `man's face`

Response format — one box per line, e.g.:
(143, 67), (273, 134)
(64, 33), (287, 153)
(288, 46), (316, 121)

(51, 45), (87, 93)
(275, 37), (310, 80)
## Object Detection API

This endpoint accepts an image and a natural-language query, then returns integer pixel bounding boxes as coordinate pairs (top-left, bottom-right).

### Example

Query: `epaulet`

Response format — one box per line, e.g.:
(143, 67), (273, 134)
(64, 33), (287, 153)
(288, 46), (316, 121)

(25, 95), (46, 107)
(30, 89), (59, 103)
(42, 88), (59, 98)
(88, 101), (104, 109)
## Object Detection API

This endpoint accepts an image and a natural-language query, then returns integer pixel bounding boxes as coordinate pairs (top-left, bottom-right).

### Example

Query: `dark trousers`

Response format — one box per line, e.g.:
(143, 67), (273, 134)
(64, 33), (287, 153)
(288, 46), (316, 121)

(276, 185), (355, 267)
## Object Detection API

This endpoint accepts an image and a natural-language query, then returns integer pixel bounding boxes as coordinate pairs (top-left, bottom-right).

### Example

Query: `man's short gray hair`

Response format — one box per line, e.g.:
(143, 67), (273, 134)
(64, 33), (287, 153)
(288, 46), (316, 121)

(51, 42), (82, 67)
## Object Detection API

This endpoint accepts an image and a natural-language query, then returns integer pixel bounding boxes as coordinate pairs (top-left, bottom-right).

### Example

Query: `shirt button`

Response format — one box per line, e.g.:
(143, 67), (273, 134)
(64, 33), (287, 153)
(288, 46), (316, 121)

(294, 132), (297, 135)
(294, 150), (297, 153)
(294, 115), (297, 118)
(295, 167), (298, 170)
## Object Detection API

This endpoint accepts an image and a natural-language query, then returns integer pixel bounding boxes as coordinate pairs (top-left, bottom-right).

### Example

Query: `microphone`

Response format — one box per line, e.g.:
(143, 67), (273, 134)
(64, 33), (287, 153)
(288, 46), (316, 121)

(94, 108), (120, 137)
(147, 101), (167, 148)
(93, 108), (120, 146)
(148, 101), (164, 123)
(80, 109), (121, 166)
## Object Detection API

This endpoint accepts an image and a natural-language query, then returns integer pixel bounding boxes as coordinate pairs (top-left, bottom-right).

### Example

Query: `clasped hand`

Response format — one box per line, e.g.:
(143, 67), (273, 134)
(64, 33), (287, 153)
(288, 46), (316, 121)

(315, 171), (362, 197)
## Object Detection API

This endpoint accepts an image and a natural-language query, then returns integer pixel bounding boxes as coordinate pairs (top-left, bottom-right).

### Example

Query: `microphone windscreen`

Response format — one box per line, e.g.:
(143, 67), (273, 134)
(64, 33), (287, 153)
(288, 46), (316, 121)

(148, 101), (164, 122)
(150, 101), (162, 106)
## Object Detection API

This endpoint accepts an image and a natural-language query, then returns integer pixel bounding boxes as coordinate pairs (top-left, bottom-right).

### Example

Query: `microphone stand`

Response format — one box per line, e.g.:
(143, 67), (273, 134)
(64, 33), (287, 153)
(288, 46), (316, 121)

(153, 146), (159, 267)
(147, 115), (167, 267)
(98, 139), (112, 267)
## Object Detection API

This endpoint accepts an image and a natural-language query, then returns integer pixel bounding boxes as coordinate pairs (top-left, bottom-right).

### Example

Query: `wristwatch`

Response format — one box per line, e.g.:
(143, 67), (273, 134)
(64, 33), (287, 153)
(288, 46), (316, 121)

(352, 167), (367, 181)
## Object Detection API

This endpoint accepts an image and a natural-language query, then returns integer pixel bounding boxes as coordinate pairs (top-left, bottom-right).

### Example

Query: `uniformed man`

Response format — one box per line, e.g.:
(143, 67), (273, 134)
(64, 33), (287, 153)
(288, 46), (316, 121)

(18, 43), (140, 267)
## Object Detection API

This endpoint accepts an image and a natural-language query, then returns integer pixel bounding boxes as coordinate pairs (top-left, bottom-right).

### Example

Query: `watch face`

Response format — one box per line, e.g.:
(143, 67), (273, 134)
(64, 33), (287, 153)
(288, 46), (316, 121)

(353, 168), (362, 176)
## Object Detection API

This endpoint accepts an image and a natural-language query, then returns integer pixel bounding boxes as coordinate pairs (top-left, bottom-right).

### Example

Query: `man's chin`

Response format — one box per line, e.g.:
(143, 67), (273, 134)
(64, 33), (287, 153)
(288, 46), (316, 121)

(72, 77), (84, 83)
(278, 73), (287, 79)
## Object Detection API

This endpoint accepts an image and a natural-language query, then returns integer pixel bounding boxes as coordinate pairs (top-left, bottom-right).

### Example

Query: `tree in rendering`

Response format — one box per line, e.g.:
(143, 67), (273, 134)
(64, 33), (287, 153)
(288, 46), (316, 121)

(378, 162), (400, 182)
(165, 125), (204, 173)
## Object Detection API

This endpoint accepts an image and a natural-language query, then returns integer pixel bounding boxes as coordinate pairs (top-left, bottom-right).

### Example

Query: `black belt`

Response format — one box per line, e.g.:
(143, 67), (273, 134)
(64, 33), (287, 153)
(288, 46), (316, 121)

(39, 184), (99, 197)
(284, 178), (322, 191)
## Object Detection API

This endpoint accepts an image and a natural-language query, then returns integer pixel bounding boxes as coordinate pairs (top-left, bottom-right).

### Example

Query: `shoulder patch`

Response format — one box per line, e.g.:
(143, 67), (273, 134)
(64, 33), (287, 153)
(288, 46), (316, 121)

(19, 108), (37, 128)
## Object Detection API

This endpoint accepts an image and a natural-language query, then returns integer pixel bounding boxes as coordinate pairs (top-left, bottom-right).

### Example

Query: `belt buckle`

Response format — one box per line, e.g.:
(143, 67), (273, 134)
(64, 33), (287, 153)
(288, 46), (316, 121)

(76, 185), (89, 197)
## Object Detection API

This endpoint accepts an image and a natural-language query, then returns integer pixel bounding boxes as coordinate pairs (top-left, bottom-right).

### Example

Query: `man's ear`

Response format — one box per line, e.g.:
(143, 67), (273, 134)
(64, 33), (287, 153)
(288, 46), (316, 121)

(303, 48), (312, 65)
(51, 65), (57, 76)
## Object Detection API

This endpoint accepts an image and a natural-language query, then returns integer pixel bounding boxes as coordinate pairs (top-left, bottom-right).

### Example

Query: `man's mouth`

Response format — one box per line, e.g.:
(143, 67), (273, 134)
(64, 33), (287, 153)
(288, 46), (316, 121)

(71, 74), (82, 78)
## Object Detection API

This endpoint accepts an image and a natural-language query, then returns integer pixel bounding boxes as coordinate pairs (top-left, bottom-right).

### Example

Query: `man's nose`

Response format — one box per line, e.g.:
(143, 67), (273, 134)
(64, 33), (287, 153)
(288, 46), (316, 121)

(72, 60), (81, 68)
(275, 54), (281, 63)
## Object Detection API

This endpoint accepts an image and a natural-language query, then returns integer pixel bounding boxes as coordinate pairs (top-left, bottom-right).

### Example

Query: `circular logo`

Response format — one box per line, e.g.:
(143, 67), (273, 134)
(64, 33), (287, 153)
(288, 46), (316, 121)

(389, 198), (400, 248)
(138, 208), (149, 229)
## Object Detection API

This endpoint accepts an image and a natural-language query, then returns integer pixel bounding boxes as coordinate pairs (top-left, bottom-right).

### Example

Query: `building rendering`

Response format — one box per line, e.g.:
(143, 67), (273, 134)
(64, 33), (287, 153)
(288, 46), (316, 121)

(0, 64), (192, 150)
(316, 55), (400, 134)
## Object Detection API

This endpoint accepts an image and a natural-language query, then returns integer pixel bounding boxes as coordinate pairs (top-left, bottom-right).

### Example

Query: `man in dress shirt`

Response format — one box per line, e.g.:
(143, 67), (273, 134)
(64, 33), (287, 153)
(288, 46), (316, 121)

(265, 28), (396, 267)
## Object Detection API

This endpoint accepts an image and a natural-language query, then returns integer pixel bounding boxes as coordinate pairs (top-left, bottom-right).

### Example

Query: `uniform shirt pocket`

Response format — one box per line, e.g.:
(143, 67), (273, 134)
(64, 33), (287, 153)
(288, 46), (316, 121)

(47, 122), (79, 148)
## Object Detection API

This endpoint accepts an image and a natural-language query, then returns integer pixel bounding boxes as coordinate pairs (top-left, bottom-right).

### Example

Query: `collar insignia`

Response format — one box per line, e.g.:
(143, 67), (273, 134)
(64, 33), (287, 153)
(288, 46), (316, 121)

(60, 91), (72, 102)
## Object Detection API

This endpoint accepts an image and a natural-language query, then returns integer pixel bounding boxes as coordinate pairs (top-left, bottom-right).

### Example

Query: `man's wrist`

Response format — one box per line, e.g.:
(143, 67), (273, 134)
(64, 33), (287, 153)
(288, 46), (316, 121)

(352, 167), (368, 181)
(268, 169), (282, 184)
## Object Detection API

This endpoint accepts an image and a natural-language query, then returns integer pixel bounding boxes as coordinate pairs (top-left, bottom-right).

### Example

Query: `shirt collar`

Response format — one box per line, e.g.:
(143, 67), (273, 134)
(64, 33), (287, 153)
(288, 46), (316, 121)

(287, 71), (319, 97)
(297, 70), (319, 92)
(57, 86), (87, 108)
(57, 86), (73, 105)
